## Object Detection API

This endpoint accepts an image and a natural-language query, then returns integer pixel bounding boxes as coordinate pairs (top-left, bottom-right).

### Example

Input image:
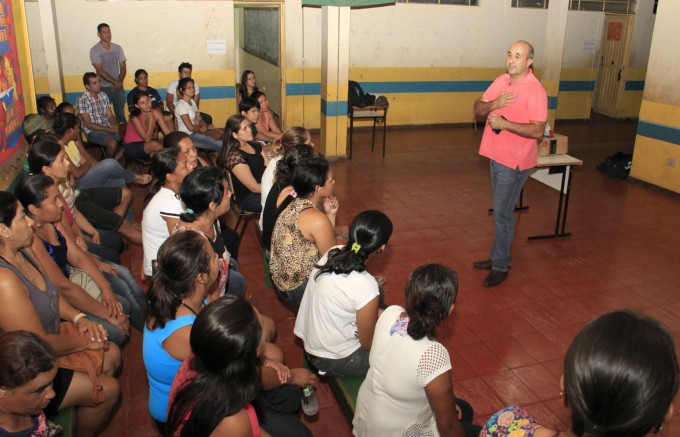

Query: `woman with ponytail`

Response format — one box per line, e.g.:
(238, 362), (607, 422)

(354, 264), (480, 437)
(480, 310), (679, 437)
(294, 210), (392, 376)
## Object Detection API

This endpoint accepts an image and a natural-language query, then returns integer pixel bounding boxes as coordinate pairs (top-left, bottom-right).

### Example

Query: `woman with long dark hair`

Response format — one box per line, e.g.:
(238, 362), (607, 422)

(176, 167), (246, 298)
(294, 210), (392, 376)
(480, 310), (679, 437)
(174, 77), (223, 152)
(237, 70), (258, 105)
(217, 114), (270, 213)
(354, 263), (479, 437)
(166, 295), (266, 436)
(141, 147), (192, 277)
(0, 192), (120, 436)
(124, 92), (172, 160)
(269, 157), (338, 309)
(143, 231), (220, 426)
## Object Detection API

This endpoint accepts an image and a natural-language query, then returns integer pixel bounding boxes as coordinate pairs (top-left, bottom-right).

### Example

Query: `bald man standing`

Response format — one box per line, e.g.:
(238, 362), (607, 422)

(473, 40), (547, 288)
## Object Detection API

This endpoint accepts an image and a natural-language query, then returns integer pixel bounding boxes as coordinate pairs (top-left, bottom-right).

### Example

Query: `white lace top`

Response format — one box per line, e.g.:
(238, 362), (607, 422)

(353, 305), (452, 436)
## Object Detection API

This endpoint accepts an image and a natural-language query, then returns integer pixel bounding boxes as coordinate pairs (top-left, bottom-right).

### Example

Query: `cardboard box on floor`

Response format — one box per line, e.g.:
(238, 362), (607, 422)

(538, 133), (568, 156)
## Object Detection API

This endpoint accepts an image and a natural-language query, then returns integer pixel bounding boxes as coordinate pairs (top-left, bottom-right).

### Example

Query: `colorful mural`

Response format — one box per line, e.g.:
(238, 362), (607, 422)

(0, 0), (25, 166)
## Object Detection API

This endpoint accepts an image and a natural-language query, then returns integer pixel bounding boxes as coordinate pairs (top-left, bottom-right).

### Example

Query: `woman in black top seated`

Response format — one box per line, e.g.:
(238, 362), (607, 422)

(217, 115), (270, 213)
(261, 144), (315, 251)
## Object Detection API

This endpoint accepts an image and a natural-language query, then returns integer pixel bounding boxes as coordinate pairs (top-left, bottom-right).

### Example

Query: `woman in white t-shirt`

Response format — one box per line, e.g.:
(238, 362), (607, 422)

(174, 78), (223, 152)
(353, 264), (479, 437)
(294, 210), (392, 376)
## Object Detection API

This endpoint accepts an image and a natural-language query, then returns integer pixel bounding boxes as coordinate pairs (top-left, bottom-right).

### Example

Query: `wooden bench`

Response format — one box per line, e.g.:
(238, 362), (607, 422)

(303, 353), (365, 424)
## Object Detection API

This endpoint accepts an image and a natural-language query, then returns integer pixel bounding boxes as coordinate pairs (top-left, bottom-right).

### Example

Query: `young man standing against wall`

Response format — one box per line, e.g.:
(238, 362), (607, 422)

(166, 62), (212, 125)
(77, 72), (121, 158)
(473, 40), (547, 288)
(90, 23), (127, 124)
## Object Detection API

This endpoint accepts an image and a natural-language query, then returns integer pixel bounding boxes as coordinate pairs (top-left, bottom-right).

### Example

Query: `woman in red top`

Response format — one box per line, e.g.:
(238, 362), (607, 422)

(124, 93), (173, 160)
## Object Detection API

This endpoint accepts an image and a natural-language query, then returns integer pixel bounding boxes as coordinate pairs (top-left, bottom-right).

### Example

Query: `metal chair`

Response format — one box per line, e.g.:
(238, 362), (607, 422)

(225, 171), (260, 239)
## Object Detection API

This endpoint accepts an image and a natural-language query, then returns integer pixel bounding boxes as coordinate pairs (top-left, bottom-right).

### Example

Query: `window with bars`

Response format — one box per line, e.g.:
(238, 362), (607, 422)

(511, 0), (637, 13)
(396, 0), (478, 5)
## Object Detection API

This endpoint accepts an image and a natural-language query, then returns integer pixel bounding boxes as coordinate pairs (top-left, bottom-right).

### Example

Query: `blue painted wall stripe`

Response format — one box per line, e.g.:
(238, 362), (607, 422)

(559, 81), (595, 92)
(548, 96), (558, 110)
(63, 85), (234, 105)
(286, 83), (322, 96)
(321, 99), (348, 117)
(625, 80), (645, 91)
(637, 120), (680, 146)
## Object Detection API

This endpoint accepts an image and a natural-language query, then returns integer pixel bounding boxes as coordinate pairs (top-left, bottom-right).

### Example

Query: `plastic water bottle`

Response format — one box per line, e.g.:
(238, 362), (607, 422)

(301, 385), (319, 416)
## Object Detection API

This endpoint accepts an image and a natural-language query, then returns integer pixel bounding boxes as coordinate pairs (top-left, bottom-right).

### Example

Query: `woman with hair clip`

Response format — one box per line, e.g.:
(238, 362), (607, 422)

(176, 167), (246, 298)
(0, 192), (121, 437)
(174, 77), (223, 152)
(16, 175), (134, 346)
(28, 138), (142, 248)
(261, 143), (315, 251)
(166, 295), (269, 437)
(50, 112), (152, 189)
(237, 70), (258, 105)
(217, 114), (270, 213)
(143, 231), (220, 427)
(260, 126), (313, 221)
(269, 157), (339, 310)
(124, 92), (172, 160)
(294, 210), (392, 376)
(353, 263), (480, 437)
(480, 310), (679, 437)
(141, 147), (192, 278)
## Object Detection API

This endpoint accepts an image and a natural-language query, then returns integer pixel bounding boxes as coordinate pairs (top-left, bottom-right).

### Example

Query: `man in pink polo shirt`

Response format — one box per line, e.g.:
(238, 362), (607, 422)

(473, 40), (547, 288)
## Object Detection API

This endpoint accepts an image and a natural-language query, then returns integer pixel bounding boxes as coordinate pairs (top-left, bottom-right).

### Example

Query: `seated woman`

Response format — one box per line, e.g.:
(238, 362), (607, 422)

(126, 69), (166, 112)
(167, 295), (267, 437)
(353, 264), (480, 437)
(141, 147), (191, 277)
(174, 78), (223, 152)
(0, 331), (60, 436)
(124, 92), (172, 160)
(294, 210), (393, 376)
(269, 157), (338, 309)
(29, 138), (142, 247)
(217, 114), (270, 213)
(252, 91), (282, 143)
(51, 112), (152, 190)
(143, 231), (219, 426)
(0, 192), (120, 436)
(163, 131), (210, 169)
(480, 310), (679, 437)
(177, 167), (245, 299)
(16, 175), (135, 346)
(260, 126), (312, 218)
(261, 144), (315, 251)
(236, 69), (258, 105)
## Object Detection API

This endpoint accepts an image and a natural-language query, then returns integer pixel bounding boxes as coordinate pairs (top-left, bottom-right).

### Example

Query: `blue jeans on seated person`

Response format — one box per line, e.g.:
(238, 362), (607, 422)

(190, 132), (222, 152)
(226, 259), (246, 296)
(86, 130), (120, 149)
(76, 158), (136, 189)
(100, 259), (146, 332)
(274, 279), (307, 311)
(86, 295), (131, 346)
(489, 160), (530, 272)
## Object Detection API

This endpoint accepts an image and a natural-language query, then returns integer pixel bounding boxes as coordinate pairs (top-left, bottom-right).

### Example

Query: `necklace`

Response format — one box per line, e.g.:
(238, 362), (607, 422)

(181, 302), (200, 316)
(0, 253), (36, 284)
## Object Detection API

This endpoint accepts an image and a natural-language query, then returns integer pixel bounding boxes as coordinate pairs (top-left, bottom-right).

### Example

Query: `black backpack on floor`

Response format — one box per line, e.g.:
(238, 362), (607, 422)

(596, 152), (633, 180)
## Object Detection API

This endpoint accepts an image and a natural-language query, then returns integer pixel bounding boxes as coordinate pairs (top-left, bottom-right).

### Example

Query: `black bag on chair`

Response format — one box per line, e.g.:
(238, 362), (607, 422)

(348, 80), (376, 108)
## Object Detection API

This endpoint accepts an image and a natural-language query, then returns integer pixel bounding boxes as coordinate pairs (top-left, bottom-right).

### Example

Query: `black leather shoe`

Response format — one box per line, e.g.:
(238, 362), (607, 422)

(473, 259), (492, 270)
(483, 270), (508, 288)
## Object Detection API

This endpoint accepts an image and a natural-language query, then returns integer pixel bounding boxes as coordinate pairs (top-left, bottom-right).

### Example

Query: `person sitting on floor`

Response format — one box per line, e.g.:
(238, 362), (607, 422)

(252, 91), (282, 143)
(0, 192), (120, 437)
(124, 92), (172, 161)
(353, 263), (481, 437)
(294, 210), (393, 377)
(269, 157), (338, 310)
(217, 114), (270, 213)
(143, 231), (219, 427)
(36, 95), (57, 127)
(480, 310), (679, 437)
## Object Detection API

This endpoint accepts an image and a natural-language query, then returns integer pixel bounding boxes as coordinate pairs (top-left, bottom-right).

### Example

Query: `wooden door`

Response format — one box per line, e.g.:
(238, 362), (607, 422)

(593, 14), (635, 118)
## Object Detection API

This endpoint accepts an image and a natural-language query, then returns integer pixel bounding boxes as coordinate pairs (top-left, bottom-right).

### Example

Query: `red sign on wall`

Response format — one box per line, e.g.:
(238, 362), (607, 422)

(607, 21), (623, 41)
